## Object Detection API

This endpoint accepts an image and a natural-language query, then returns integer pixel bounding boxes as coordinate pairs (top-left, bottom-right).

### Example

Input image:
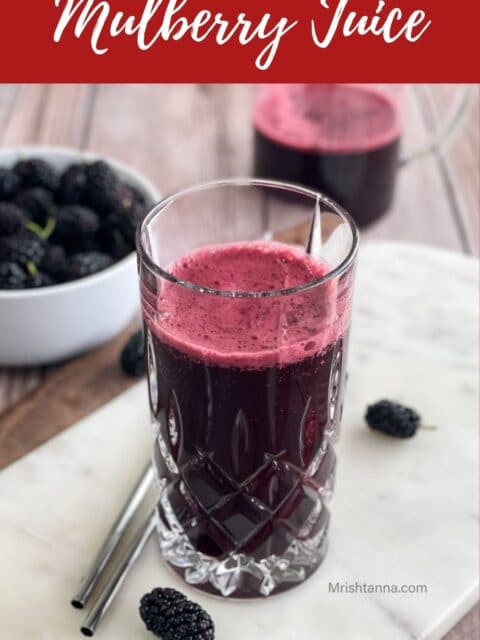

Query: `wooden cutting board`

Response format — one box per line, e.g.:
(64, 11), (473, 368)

(0, 323), (141, 470)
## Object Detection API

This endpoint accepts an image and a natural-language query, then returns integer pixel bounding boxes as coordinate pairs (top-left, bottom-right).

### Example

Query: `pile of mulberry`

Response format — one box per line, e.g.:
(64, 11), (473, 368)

(0, 156), (151, 289)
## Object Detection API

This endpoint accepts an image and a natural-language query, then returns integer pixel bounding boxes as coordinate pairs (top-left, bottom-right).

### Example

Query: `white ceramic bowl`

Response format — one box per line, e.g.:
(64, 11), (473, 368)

(0, 146), (161, 366)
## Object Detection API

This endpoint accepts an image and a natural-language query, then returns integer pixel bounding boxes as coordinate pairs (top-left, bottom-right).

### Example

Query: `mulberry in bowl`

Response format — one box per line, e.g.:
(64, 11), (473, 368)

(0, 146), (160, 366)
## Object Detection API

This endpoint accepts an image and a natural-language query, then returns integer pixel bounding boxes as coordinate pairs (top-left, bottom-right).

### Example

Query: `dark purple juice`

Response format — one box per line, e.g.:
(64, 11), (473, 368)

(254, 84), (402, 227)
(143, 241), (354, 596)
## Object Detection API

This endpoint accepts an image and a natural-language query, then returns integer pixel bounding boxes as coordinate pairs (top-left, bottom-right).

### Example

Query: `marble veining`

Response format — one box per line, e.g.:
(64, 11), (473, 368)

(0, 242), (478, 640)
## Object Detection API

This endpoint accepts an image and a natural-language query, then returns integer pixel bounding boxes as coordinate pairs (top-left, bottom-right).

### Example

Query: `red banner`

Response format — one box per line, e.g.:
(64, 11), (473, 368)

(1, 0), (477, 81)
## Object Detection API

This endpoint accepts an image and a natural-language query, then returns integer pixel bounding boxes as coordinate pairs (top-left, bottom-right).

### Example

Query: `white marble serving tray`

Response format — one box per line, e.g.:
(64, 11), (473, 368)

(0, 242), (478, 640)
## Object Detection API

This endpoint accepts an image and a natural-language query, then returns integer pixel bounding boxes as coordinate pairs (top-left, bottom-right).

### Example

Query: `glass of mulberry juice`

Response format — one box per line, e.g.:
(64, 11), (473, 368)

(137, 180), (359, 598)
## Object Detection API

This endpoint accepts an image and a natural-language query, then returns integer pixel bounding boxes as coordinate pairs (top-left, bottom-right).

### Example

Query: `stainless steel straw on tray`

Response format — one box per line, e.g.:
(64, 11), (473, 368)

(71, 462), (156, 635)
(80, 509), (156, 637)
(72, 463), (154, 609)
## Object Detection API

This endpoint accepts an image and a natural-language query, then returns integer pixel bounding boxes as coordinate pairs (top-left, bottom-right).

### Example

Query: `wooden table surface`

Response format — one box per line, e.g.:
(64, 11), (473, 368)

(0, 84), (478, 638)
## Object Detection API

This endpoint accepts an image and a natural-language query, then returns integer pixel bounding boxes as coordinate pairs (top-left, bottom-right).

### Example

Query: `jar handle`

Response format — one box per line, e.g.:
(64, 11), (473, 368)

(399, 85), (474, 168)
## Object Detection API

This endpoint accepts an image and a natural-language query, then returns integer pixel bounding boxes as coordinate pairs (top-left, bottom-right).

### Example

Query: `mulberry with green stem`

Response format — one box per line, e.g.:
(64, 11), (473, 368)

(15, 188), (56, 226)
(0, 231), (45, 267)
(365, 400), (422, 438)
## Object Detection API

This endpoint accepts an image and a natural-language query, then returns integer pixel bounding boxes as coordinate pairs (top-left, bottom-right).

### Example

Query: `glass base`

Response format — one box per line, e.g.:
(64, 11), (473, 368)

(155, 490), (329, 598)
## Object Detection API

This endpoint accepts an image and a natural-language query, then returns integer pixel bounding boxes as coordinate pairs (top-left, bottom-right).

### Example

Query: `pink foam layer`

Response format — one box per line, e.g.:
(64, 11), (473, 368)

(144, 241), (352, 369)
(254, 84), (403, 153)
